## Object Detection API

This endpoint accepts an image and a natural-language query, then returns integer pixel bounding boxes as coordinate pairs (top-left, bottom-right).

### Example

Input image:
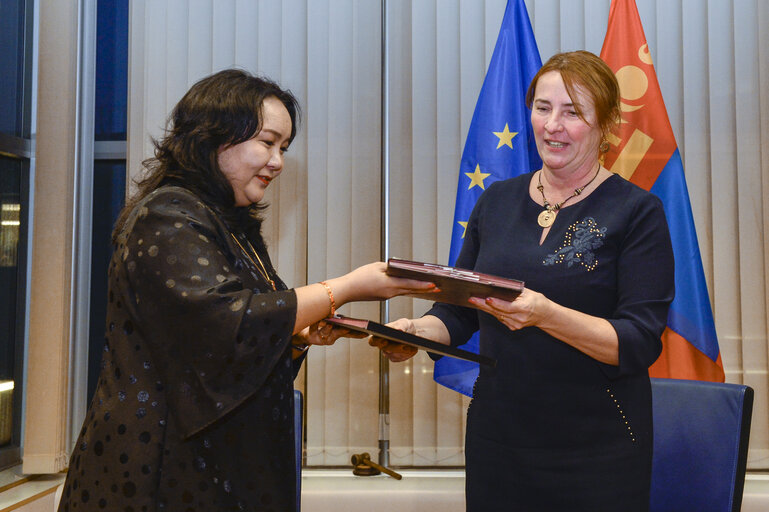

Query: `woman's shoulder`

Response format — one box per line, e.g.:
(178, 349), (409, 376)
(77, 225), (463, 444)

(465, 173), (533, 218)
(491, 172), (533, 190)
(141, 184), (206, 209)
(593, 174), (669, 238)
(119, 186), (220, 242)
(481, 172), (533, 200)
(134, 185), (221, 221)
(599, 173), (664, 210)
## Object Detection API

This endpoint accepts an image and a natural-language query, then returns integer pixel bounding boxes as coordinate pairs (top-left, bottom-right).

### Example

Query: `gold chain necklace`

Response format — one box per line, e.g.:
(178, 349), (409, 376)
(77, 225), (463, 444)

(230, 233), (276, 290)
(536, 163), (601, 228)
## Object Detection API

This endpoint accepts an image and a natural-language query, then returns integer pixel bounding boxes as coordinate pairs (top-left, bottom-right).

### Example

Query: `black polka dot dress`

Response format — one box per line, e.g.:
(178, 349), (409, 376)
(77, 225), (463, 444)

(58, 186), (301, 512)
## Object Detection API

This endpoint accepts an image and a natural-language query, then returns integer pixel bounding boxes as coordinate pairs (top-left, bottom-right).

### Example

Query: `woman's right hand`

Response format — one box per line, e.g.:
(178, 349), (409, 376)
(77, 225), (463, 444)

(293, 263), (439, 336)
(329, 262), (439, 304)
(368, 317), (419, 363)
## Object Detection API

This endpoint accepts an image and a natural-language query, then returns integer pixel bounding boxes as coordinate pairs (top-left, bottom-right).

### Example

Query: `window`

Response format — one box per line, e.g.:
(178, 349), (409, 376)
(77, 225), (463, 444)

(0, 0), (33, 470)
(88, 0), (128, 402)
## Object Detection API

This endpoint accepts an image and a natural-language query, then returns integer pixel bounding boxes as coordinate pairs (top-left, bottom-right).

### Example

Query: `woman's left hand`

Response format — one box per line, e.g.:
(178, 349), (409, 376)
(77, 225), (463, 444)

(368, 317), (420, 363)
(467, 288), (550, 332)
(295, 320), (368, 348)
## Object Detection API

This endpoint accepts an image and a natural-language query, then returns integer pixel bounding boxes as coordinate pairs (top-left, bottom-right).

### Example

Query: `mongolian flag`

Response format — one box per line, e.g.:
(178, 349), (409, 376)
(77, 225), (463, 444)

(434, 0), (542, 396)
(600, 0), (724, 381)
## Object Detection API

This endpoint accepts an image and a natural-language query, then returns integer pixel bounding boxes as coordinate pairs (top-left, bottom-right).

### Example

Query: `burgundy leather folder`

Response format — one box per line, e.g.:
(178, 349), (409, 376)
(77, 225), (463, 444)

(386, 257), (524, 306)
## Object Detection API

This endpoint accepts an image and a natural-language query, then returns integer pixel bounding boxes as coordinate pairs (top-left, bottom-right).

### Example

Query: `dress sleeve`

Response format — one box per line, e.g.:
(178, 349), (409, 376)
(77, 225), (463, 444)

(118, 189), (298, 438)
(603, 193), (674, 379)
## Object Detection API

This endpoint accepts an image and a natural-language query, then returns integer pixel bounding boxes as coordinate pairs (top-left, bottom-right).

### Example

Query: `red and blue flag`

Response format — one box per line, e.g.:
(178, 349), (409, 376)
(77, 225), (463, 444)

(600, 0), (724, 381)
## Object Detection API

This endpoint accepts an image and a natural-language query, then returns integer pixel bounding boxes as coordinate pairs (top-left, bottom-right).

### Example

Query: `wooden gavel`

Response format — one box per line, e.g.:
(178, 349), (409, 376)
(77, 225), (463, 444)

(351, 452), (402, 480)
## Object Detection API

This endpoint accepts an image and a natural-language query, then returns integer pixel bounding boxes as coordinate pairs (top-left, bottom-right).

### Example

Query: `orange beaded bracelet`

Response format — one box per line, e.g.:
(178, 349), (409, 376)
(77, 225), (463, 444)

(320, 281), (336, 317)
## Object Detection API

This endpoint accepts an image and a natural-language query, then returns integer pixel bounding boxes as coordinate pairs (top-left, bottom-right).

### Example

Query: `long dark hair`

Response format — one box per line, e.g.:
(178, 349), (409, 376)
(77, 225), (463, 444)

(113, 69), (300, 244)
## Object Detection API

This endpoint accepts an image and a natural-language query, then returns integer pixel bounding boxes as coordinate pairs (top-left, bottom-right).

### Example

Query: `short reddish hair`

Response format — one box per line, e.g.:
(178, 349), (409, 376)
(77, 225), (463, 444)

(526, 50), (620, 139)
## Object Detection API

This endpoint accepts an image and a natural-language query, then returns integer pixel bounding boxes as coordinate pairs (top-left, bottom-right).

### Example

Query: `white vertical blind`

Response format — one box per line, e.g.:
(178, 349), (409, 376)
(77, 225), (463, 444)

(129, 0), (769, 469)
(303, 0), (384, 465)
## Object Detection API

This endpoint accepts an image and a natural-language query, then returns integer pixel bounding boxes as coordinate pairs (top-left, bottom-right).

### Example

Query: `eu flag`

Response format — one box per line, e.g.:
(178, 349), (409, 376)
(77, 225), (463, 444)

(434, 0), (542, 396)
(600, 0), (724, 381)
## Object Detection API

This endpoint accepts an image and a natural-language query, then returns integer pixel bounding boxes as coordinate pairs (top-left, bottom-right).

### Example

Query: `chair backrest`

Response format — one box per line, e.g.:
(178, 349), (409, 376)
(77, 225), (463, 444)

(294, 389), (303, 512)
(650, 378), (753, 512)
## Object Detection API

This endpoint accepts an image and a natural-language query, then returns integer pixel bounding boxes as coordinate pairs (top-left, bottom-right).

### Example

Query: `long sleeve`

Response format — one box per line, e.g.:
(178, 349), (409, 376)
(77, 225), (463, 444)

(116, 187), (297, 438)
(602, 192), (673, 378)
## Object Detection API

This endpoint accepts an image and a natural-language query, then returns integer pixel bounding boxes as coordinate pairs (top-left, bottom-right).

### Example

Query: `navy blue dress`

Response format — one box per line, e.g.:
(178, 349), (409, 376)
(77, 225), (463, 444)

(59, 186), (302, 512)
(428, 173), (674, 512)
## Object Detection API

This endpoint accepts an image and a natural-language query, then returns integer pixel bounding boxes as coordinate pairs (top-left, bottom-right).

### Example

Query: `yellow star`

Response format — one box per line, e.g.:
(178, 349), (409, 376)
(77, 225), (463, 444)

(465, 164), (491, 190)
(493, 123), (518, 149)
(458, 221), (468, 238)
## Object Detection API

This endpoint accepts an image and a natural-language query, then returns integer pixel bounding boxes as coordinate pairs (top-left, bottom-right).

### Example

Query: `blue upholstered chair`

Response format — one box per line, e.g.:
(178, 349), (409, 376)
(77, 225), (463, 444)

(294, 389), (303, 511)
(650, 378), (753, 512)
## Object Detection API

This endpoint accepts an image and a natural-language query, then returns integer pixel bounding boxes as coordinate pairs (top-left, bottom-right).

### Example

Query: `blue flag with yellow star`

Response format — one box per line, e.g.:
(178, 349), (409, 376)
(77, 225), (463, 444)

(434, 0), (542, 397)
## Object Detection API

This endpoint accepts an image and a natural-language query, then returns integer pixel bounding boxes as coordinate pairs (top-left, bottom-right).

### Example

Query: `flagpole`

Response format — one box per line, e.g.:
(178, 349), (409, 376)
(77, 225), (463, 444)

(378, 0), (391, 469)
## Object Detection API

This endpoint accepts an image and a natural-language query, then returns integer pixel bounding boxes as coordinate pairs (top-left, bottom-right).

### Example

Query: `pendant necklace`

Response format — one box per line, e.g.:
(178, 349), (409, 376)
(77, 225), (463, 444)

(536, 163), (601, 228)
(230, 233), (276, 290)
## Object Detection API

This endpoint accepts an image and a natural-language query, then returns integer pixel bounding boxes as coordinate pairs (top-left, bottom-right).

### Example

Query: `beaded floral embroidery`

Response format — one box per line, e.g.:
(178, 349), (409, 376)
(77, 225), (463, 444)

(543, 217), (606, 271)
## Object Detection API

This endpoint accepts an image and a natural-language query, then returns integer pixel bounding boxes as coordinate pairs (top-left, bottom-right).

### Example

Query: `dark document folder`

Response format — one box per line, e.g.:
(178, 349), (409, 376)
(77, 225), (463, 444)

(386, 257), (524, 306)
(325, 315), (496, 367)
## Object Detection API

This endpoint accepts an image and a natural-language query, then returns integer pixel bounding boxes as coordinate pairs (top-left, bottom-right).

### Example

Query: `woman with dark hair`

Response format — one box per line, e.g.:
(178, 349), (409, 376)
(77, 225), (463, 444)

(58, 69), (434, 512)
(371, 51), (674, 511)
